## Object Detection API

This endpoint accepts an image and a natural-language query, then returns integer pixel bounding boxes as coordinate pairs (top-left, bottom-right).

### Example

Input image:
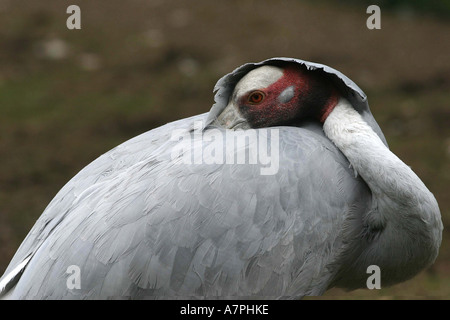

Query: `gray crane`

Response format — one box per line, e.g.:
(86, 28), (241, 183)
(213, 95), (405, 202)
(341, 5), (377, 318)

(0, 57), (442, 299)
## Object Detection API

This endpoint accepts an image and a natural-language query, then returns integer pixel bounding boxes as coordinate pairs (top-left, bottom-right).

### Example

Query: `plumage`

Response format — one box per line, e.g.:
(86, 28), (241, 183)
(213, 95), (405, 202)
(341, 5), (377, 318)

(0, 57), (442, 299)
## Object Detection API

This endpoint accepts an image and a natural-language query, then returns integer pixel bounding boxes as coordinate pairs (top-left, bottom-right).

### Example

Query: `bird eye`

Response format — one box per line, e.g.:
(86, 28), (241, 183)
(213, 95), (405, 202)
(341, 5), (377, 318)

(247, 91), (265, 104)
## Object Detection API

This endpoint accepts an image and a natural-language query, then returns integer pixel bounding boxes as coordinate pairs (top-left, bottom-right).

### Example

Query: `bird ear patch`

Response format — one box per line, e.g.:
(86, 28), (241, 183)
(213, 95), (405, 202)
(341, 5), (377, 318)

(278, 85), (295, 104)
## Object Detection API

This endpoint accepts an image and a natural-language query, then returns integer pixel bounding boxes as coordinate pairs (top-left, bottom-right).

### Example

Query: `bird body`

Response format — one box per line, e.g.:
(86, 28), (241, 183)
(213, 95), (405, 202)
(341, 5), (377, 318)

(0, 57), (442, 299)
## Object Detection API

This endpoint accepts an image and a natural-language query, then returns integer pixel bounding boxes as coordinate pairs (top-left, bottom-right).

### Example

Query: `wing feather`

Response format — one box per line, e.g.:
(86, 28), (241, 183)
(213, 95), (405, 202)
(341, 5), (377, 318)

(1, 118), (370, 299)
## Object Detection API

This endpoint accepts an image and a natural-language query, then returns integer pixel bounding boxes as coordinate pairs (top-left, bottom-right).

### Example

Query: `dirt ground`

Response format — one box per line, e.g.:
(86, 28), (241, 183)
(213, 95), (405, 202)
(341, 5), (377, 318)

(0, 0), (449, 299)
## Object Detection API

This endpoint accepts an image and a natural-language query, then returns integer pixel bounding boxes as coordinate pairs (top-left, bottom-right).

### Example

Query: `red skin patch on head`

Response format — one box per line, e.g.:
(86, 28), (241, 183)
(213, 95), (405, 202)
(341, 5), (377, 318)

(319, 92), (339, 123)
(238, 65), (337, 128)
(269, 65), (310, 93)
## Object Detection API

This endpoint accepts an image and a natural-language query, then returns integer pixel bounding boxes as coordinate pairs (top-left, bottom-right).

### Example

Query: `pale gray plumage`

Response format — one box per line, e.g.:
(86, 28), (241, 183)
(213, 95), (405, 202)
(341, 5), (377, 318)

(0, 57), (442, 299)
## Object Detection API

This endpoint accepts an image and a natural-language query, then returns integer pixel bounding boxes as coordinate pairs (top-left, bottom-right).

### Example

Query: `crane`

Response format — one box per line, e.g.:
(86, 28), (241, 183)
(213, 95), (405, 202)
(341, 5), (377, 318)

(0, 57), (442, 299)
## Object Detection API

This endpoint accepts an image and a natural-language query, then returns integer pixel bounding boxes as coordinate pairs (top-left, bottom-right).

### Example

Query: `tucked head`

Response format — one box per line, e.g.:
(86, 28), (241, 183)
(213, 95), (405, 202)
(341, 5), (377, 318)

(215, 64), (339, 129)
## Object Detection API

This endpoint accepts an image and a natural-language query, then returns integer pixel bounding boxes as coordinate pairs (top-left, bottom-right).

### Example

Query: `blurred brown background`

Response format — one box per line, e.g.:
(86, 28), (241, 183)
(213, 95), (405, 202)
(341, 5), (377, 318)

(0, 0), (449, 299)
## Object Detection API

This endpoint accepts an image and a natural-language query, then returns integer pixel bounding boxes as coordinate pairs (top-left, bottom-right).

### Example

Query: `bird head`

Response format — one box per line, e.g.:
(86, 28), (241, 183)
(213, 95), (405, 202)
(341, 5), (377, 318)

(206, 57), (388, 146)
(215, 64), (339, 129)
